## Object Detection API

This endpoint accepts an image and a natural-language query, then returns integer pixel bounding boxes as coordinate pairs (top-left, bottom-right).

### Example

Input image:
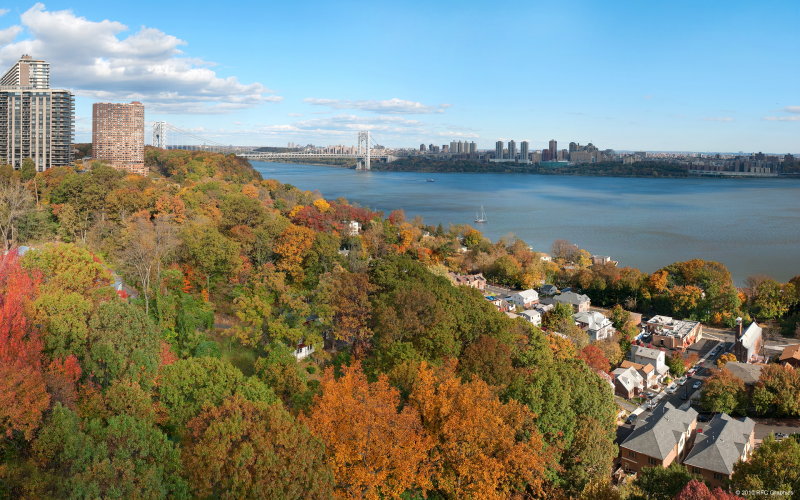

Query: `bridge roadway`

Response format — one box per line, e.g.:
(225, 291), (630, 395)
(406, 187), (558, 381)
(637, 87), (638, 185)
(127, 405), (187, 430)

(238, 152), (396, 162)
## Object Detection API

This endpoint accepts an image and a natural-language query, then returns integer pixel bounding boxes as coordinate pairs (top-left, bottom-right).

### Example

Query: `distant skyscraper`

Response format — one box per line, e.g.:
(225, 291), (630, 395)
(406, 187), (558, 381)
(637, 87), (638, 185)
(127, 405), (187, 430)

(542, 148), (551, 162)
(495, 140), (504, 159)
(569, 141), (578, 152)
(450, 140), (457, 153)
(429, 143), (435, 152)
(469, 141), (477, 154)
(92, 101), (146, 176)
(0, 55), (73, 171)
(520, 141), (529, 160)
(442, 144), (449, 153)
(549, 139), (557, 160)
(0, 55), (50, 89)
(420, 143), (426, 152)
(508, 140), (517, 160)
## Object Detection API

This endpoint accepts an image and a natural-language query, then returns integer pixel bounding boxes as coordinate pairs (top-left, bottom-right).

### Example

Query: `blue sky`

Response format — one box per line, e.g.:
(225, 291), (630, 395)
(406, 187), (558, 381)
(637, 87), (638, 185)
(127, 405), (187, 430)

(1, 1), (798, 152)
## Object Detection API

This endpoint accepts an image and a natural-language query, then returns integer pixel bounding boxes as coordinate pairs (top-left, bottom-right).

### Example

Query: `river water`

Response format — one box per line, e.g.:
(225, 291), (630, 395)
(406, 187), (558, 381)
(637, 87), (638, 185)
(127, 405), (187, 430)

(252, 161), (800, 283)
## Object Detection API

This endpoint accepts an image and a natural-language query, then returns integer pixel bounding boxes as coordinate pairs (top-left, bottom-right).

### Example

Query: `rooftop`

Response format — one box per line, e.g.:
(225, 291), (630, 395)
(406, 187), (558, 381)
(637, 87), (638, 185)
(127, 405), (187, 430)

(647, 315), (701, 339)
(621, 402), (698, 460)
(683, 414), (755, 475)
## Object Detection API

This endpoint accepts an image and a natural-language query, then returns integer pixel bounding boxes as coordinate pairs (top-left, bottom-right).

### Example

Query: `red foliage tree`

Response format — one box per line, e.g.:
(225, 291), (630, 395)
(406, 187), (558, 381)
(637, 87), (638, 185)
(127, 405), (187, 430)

(674, 479), (745, 500)
(579, 344), (611, 374)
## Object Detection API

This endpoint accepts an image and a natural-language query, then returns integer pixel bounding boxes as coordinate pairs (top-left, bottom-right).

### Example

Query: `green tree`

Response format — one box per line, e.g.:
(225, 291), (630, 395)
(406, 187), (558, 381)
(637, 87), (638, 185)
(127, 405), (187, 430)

(631, 463), (695, 500)
(19, 158), (36, 181)
(157, 357), (277, 430)
(666, 351), (687, 377)
(33, 405), (189, 499)
(732, 435), (800, 498)
(181, 222), (241, 290)
(182, 395), (332, 499)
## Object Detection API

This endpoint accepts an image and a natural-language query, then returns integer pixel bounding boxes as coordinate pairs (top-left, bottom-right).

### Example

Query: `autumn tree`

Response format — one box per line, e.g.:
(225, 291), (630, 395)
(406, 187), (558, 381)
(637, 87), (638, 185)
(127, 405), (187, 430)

(319, 269), (374, 356)
(751, 364), (800, 417)
(274, 223), (316, 281)
(716, 352), (737, 367)
(183, 395), (332, 499)
(666, 351), (687, 377)
(701, 368), (747, 415)
(459, 334), (516, 387)
(674, 479), (744, 500)
(409, 361), (551, 499)
(181, 221), (241, 290)
(306, 363), (433, 499)
(579, 344), (611, 373)
(0, 251), (49, 439)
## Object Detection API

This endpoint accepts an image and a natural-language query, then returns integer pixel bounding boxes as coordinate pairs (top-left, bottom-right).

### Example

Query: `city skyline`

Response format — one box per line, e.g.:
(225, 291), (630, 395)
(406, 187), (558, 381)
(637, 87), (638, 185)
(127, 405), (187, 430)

(0, 2), (798, 152)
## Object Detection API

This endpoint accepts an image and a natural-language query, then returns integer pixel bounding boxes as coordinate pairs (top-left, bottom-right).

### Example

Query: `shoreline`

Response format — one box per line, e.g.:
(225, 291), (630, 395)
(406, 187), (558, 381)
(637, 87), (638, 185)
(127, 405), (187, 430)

(251, 159), (796, 181)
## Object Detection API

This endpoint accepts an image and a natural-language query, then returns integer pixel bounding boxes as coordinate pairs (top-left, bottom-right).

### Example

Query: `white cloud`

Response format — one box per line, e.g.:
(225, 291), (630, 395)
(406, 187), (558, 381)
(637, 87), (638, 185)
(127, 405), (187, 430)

(763, 116), (800, 122)
(0, 3), (278, 114)
(0, 9), (8, 16)
(785, 106), (800, 114)
(304, 97), (451, 114)
(703, 117), (734, 122)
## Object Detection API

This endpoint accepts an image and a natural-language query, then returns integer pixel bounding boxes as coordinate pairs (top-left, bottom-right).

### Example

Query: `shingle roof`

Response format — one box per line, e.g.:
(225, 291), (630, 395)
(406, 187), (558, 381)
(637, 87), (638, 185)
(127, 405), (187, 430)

(620, 403), (698, 460)
(780, 344), (800, 362)
(723, 362), (763, 385)
(613, 366), (644, 392)
(554, 291), (590, 305)
(683, 414), (755, 475)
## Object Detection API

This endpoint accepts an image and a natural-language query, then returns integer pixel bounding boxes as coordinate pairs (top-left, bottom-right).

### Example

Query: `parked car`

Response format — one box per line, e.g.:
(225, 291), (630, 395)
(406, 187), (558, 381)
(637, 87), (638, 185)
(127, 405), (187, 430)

(692, 381), (702, 390)
(666, 385), (678, 395)
(626, 414), (638, 425)
(687, 369), (697, 377)
(677, 376), (688, 386)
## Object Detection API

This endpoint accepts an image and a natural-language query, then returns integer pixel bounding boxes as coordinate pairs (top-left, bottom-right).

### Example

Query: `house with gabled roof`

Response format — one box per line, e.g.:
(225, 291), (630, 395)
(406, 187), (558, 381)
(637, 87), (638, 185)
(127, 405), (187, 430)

(779, 344), (800, 369)
(619, 402), (698, 473)
(733, 319), (763, 364)
(508, 289), (539, 309)
(612, 365), (645, 399)
(574, 310), (615, 342)
(682, 414), (755, 488)
(553, 291), (590, 312)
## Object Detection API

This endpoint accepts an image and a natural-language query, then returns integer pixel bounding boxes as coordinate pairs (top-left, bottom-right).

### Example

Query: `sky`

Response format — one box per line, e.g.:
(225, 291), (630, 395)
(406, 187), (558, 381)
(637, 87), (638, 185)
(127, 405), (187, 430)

(0, 1), (798, 152)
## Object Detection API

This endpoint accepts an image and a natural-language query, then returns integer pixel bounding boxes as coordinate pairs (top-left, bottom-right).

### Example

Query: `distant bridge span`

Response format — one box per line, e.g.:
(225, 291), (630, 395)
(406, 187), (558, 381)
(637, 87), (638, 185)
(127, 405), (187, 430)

(238, 151), (396, 163)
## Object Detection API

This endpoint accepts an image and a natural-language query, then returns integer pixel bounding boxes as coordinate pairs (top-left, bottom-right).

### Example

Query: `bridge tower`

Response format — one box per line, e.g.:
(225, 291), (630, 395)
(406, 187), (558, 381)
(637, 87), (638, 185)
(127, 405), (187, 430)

(357, 130), (371, 170)
(153, 121), (167, 149)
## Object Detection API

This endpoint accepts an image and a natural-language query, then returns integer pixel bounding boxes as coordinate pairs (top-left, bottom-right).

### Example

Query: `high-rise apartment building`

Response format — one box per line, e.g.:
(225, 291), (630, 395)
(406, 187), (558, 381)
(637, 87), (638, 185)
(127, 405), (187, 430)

(420, 143), (426, 152)
(469, 141), (477, 154)
(0, 55), (73, 171)
(520, 140), (529, 160)
(549, 139), (557, 160)
(495, 140), (504, 159)
(0, 55), (50, 89)
(508, 140), (516, 160)
(450, 140), (457, 154)
(92, 101), (146, 176)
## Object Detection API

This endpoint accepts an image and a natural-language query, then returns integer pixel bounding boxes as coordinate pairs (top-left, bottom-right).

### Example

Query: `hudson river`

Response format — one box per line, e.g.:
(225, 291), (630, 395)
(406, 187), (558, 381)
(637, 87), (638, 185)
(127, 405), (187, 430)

(253, 162), (800, 284)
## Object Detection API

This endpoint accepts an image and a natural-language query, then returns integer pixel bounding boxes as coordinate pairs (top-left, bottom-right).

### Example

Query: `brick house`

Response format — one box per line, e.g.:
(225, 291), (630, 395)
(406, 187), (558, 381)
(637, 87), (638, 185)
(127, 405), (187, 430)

(619, 403), (698, 473)
(682, 414), (755, 489)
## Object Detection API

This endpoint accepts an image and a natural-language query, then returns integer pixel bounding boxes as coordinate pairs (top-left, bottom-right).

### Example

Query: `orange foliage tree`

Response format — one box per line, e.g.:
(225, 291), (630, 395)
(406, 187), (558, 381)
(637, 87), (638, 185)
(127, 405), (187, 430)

(579, 344), (611, 374)
(408, 361), (552, 499)
(274, 224), (316, 281)
(305, 363), (434, 499)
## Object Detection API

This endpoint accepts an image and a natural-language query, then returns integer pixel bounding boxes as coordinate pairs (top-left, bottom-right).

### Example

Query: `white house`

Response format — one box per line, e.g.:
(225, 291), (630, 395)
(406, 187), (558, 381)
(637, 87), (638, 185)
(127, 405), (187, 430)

(293, 342), (315, 361)
(573, 310), (615, 342)
(630, 345), (668, 378)
(612, 365), (645, 399)
(553, 291), (591, 312)
(519, 309), (542, 327)
(346, 221), (361, 236)
(508, 289), (539, 309)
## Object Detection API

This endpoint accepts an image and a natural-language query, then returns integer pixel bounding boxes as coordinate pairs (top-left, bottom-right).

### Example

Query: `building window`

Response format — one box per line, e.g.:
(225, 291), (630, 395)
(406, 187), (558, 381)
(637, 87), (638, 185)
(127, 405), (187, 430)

(714, 473), (726, 481)
(648, 457), (658, 465)
(628, 450), (637, 459)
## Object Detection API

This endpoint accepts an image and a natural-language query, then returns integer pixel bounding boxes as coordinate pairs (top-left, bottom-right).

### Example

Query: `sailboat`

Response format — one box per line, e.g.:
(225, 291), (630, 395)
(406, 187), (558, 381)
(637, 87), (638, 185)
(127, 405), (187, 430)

(474, 205), (487, 223)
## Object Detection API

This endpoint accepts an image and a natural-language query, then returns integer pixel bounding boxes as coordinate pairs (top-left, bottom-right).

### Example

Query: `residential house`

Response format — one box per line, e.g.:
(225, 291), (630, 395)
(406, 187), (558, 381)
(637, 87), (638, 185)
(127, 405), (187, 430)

(620, 360), (658, 388)
(779, 344), (800, 369)
(532, 302), (554, 315)
(485, 295), (513, 313)
(682, 414), (756, 489)
(573, 310), (615, 342)
(591, 255), (619, 266)
(732, 319), (764, 364)
(293, 342), (315, 361)
(630, 345), (669, 379)
(448, 272), (487, 291)
(612, 365), (645, 399)
(553, 291), (591, 312)
(619, 403), (698, 473)
(539, 284), (559, 296)
(346, 220), (361, 236)
(645, 315), (703, 350)
(722, 362), (764, 386)
(519, 309), (542, 327)
(508, 289), (539, 309)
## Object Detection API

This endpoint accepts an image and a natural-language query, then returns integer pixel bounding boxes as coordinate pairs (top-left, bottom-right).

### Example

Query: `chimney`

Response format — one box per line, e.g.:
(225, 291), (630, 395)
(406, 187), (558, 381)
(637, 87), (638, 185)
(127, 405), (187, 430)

(735, 317), (743, 341)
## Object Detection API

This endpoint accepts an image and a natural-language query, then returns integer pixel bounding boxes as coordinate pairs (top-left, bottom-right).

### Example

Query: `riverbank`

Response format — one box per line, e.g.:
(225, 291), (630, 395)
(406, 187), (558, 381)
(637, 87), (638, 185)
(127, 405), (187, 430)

(251, 161), (800, 283)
